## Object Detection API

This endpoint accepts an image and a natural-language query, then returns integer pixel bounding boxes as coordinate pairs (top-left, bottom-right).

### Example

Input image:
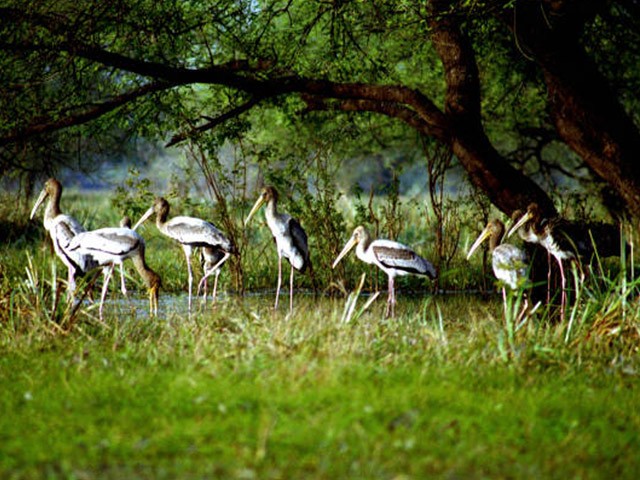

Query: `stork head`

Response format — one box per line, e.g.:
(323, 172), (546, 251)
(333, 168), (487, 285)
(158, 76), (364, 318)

(467, 219), (504, 259)
(244, 186), (278, 226)
(30, 178), (62, 219)
(332, 225), (369, 268)
(133, 197), (169, 231)
(507, 205), (536, 238)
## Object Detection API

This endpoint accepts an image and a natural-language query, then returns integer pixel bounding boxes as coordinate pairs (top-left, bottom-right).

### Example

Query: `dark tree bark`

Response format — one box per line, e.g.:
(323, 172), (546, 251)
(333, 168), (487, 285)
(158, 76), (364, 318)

(427, 3), (556, 216)
(3, 2), (640, 221)
(501, 0), (640, 218)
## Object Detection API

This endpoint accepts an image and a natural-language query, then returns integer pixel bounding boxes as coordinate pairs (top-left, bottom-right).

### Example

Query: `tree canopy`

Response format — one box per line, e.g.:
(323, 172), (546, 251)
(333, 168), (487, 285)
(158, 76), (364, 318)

(1, 0), (640, 219)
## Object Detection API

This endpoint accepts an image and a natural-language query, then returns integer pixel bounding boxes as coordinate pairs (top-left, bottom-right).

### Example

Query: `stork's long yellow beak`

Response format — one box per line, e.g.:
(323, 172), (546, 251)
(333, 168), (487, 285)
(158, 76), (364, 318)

(332, 235), (358, 269)
(244, 194), (266, 226)
(30, 188), (48, 220)
(467, 226), (492, 260)
(133, 206), (155, 231)
(507, 211), (532, 238)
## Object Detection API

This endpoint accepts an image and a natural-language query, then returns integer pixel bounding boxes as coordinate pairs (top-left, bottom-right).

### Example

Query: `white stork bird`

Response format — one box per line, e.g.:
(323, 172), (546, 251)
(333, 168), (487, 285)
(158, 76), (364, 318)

(30, 178), (96, 295)
(467, 219), (528, 309)
(197, 246), (228, 304)
(67, 225), (161, 319)
(507, 202), (619, 318)
(244, 186), (311, 314)
(117, 216), (133, 297)
(510, 203), (623, 312)
(133, 197), (234, 311)
(332, 225), (437, 318)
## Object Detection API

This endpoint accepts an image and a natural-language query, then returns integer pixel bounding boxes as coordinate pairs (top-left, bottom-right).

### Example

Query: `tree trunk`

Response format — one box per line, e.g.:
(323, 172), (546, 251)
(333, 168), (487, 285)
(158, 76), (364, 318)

(502, 0), (640, 219)
(428, 3), (556, 216)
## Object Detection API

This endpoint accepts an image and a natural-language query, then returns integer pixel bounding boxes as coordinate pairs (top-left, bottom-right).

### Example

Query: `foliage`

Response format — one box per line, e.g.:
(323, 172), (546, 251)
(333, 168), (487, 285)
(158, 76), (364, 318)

(3, 0), (640, 217)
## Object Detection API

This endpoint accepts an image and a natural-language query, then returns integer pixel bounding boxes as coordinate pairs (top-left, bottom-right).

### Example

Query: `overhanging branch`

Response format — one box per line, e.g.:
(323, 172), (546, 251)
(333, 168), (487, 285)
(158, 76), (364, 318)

(166, 96), (265, 147)
(302, 96), (450, 143)
(0, 81), (176, 146)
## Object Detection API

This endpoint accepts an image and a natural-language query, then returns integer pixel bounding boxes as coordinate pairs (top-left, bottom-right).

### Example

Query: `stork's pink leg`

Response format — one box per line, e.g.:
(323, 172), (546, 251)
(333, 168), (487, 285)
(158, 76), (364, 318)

(99, 265), (114, 320)
(502, 287), (508, 318)
(68, 267), (77, 296)
(385, 275), (395, 318)
(119, 264), (127, 296)
(558, 257), (566, 320)
(200, 277), (208, 303)
(289, 264), (294, 314)
(212, 271), (220, 305)
(546, 250), (551, 305)
(275, 254), (282, 310)
(182, 245), (194, 312)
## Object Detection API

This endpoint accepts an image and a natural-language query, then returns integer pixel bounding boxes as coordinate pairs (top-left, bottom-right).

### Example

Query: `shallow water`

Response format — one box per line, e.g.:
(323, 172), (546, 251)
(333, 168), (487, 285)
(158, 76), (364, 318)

(90, 288), (492, 321)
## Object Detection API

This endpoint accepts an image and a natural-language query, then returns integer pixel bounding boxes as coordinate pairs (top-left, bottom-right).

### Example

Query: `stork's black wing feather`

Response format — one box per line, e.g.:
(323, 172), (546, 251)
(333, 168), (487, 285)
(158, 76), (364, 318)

(288, 217), (310, 273)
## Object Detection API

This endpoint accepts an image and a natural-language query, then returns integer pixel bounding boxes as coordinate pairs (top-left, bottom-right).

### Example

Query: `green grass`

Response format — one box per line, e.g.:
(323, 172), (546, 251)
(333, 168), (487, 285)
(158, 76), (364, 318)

(2, 190), (639, 478)
(1, 295), (639, 479)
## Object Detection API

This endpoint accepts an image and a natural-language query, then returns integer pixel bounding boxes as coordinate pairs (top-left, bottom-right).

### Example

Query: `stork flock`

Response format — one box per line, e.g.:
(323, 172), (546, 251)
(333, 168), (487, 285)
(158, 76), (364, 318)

(466, 203), (624, 319)
(30, 178), (622, 321)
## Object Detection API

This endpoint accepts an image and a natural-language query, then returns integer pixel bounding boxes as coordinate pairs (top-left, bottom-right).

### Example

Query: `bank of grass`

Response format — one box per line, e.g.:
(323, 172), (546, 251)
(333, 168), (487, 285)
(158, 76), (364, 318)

(1, 295), (639, 479)
(2, 189), (639, 478)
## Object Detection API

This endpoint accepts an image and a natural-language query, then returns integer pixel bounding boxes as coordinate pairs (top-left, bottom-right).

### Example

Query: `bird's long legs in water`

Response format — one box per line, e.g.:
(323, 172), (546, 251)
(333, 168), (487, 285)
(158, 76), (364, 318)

(275, 254), (283, 310)
(385, 276), (396, 319)
(182, 244), (194, 312)
(197, 252), (229, 305)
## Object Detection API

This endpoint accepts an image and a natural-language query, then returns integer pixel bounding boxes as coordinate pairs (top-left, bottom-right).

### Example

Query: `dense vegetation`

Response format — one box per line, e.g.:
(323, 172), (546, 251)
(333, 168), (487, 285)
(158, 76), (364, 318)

(2, 189), (639, 478)
(2, 1), (640, 218)
(1, 1), (640, 477)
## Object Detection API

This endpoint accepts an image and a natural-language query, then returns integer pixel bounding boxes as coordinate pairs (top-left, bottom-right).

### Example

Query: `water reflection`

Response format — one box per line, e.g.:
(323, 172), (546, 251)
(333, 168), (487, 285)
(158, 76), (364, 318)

(88, 289), (488, 321)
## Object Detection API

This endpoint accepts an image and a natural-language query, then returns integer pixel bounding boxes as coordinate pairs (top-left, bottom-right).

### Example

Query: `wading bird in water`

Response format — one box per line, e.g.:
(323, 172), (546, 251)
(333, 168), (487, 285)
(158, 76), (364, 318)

(117, 216), (133, 297)
(509, 202), (624, 318)
(134, 197), (233, 311)
(244, 186), (311, 314)
(30, 178), (96, 295)
(332, 225), (437, 318)
(467, 219), (528, 314)
(67, 224), (161, 319)
(197, 246), (228, 304)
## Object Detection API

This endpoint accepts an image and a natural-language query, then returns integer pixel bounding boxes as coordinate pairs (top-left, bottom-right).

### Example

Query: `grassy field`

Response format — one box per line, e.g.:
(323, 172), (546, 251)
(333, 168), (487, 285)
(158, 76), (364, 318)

(1, 189), (639, 478)
(1, 292), (639, 479)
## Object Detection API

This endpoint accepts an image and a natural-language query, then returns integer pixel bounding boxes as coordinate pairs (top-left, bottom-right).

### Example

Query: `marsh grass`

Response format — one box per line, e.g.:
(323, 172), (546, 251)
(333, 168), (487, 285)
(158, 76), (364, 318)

(2, 190), (640, 478)
(1, 293), (639, 479)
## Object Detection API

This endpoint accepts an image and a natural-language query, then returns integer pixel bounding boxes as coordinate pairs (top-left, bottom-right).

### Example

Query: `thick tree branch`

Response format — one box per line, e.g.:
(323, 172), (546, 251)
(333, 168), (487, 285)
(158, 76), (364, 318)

(428, 1), (556, 216)
(166, 96), (265, 147)
(301, 96), (446, 140)
(0, 82), (176, 146)
(500, 0), (640, 218)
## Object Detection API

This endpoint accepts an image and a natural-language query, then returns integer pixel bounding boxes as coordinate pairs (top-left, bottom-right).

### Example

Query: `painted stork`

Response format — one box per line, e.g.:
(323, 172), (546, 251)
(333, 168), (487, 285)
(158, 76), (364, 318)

(117, 216), (132, 297)
(332, 225), (437, 318)
(197, 246), (228, 304)
(133, 197), (233, 311)
(510, 203), (583, 317)
(244, 186), (311, 314)
(508, 206), (555, 305)
(67, 225), (161, 319)
(467, 219), (528, 309)
(30, 178), (96, 295)
(508, 203), (622, 317)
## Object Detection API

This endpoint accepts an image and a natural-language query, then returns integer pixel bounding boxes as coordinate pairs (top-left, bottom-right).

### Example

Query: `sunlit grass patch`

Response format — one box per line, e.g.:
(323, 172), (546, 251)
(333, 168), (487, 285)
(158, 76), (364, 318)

(1, 299), (638, 479)
(2, 189), (640, 478)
